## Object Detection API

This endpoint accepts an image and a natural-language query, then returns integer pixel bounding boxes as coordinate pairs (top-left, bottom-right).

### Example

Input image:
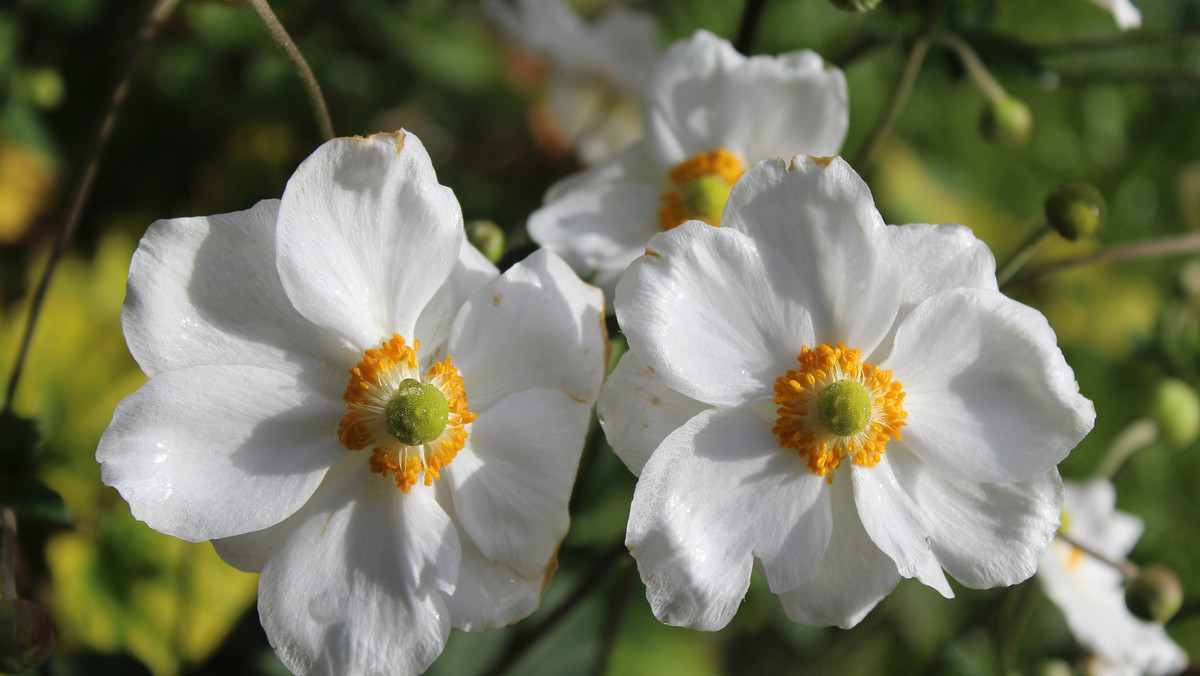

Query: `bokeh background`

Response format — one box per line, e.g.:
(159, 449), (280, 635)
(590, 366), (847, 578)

(2, 0), (1200, 673)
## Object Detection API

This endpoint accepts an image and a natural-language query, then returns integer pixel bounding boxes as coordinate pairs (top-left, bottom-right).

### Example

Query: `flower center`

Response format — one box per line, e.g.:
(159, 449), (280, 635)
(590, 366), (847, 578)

(772, 343), (907, 482)
(337, 334), (476, 492)
(657, 149), (745, 231)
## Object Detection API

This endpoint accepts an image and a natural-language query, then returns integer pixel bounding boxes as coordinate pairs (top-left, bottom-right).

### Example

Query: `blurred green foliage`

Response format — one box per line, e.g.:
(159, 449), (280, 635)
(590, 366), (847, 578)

(2, 0), (1200, 674)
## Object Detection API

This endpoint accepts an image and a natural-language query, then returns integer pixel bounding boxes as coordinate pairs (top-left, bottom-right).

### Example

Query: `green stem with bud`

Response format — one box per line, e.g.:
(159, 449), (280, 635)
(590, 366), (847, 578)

(938, 33), (1008, 101)
(1001, 231), (1200, 291)
(995, 223), (1052, 287)
(247, 0), (335, 141)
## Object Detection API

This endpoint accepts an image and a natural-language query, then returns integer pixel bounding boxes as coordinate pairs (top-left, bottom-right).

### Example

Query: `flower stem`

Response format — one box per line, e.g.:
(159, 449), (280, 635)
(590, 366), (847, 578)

(852, 0), (949, 170)
(1, 0), (182, 416)
(1001, 231), (1200, 291)
(1095, 418), (1159, 480)
(996, 579), (1040, 672)
(1055, 531), (1138, 580)
(1, 507), (17, 601)
(937, 33), (1008, 102)
(995, 223), (1053, 287)
(247, 0), (335, 141)
(734, 0), (769, 55)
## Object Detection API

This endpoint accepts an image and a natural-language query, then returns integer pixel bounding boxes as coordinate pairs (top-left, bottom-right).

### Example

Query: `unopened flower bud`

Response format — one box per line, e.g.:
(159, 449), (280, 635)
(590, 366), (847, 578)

(1125, 565), (1183, 624)
(980, 96), (1032, 146)
(1150, 378), (1200, 449)
(1044, 181), (1106, 241)
(465, 219), (505, 264)
(0, 599), (55, 672)
(828, 0), (882, 11)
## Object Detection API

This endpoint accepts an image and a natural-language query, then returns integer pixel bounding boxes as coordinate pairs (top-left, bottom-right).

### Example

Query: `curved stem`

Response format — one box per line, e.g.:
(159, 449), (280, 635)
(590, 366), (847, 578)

(247, 0), (335, 141)
(852, 0), (949, 170)
(937, 33), (1008, 101)
(1096, 418), (1159, 480)
(995, 223), (1053, 287)
(2, 0), (182, 415)
(1055, 531), (1138, 580)
(734, 0), (768, 55)
(1001, 231), (1200, 291)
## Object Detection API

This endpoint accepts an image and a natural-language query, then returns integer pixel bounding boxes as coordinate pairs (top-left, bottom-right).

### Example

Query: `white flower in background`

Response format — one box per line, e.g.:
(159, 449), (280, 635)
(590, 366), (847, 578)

(97, 132), (606, 675)
(1090, 0), (1142, 30)
(600, 155), (1095, 629)
(1039, 480), (1188, 676)
(485, 0), (659, 164)
(528, 30), (848, 301)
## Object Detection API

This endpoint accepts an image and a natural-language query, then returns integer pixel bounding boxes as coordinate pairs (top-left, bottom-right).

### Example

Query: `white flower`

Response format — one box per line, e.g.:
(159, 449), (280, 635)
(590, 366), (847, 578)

(528, 29), (848, 300)
(1039, 480), (1188, 676)
(599, 155), (1095, 630)
(1090, 0), (1142, 30)
(485, 0), (659, 164)
(97, 132), (606, 675)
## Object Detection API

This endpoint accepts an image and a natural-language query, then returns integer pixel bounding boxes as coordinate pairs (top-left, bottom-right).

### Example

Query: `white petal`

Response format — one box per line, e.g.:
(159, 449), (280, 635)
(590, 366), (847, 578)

(275, 132), (463, 351)
(439, 491), (548, 632)
(123, 199), (353, 377)
(884, 288), (1095, 483)
(888, 449), (1063, 589)
(778, 478), (900, 628)
(259, 462), (461, 676)
(643, 30), (746, 164)
(615, 222), (815, 407)
(415, 237), (500, 365)
(450, 249), (606, 413)
(598, 351), (709, 476)
(851, 454), (953, 597)
(1062, 479), (1143, 559)
(716, 50), (848, 161)
(722, 156), (901, 355)
(627, 408), (831, 630)
(1091, 0), (1142, 29)
(97, 365), (345, 542)
(446, 389), (590, 579)
(211, 518), (293, 573)
(584, 6), (659, 92)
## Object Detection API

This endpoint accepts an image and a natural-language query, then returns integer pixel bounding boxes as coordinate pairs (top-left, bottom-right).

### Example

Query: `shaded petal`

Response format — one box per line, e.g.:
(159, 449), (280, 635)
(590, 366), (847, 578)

(97, 365), (345, 542)
(627, 408), (831, 630)
(851, 454), (953, 597)
(598, 350), (709, 476)
(584, 6), (659, 92)
(884, 288), (1095, 483)
(722, 156), (901, 355)
(889, 449), (1063, 589)
(616, 222), (815, 407)
(212, 518), (293, 574)
(447, 389), (590, 579)
(276, 132), (463, 351)
(778, 478), (900, 628)
(717, 49), (848, 161)
(259, 462), (461, 676)
(1062, 479), (1143, 558)
(450, 249), (606, 413)
(415, 237), (500, 365)
(123, 199), (353, 378)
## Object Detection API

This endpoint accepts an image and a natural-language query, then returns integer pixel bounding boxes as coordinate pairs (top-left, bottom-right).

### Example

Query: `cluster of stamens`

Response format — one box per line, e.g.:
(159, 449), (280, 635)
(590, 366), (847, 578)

(657, 149), (746, 230)
(337, 334), (476, 492)
(772, 343), (907, 482)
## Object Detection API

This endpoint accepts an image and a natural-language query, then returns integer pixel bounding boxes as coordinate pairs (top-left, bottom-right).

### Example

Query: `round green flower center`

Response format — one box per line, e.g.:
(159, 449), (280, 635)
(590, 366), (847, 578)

(684, 175), (732, 223)
(817, 379), (872, 437)
(385, 378), (449, 446)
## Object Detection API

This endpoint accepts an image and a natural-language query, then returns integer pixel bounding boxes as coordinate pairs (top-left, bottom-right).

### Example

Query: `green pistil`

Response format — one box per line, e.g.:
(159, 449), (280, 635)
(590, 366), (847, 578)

(817, 380), (872, 437)
(684, 175), (732, 223)
(386, 378), (449, 446)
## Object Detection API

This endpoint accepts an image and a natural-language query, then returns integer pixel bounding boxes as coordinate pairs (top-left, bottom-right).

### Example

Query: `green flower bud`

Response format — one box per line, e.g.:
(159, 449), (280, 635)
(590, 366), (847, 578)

(465, 219), (505, 264)
(0, 600), (55, 672)
(1125, 564), (1183, 624)
(818, 380), (873, 437)
(980, 97), (1032, 147)
(1150, 378), (1200, 449)
(828, 0), (882, 11)
(386, 379), (450, 446)
(1044, 181), (1106, 241)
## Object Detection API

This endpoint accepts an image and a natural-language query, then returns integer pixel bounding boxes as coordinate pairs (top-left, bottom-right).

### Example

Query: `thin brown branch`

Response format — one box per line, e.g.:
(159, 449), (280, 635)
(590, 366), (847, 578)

(247, 0), (335, 141)
(1002, 231), (1200, 291)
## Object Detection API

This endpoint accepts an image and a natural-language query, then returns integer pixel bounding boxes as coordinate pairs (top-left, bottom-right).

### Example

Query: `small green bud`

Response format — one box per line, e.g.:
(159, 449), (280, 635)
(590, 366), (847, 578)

(828, 0), (882, 11)
(684, 175), (732, 224)
(1044, 181), (1106, 241)
(1150, 378), (1200, 449)
(386, 379), (449, 446)
(0, 600), (55, 672)
(1125, 565), (1183, 624)
(980, 96), (1033, 146)
(465, 219), (505, 264)
(817, 380), (872, 437)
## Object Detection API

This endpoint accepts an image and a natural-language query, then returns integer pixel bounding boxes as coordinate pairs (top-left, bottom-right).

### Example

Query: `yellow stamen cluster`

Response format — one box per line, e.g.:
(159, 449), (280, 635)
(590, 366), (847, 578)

(772, 343), (907, 482)
(337, 334), (477, 492)
(657, 149), (746, 231)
